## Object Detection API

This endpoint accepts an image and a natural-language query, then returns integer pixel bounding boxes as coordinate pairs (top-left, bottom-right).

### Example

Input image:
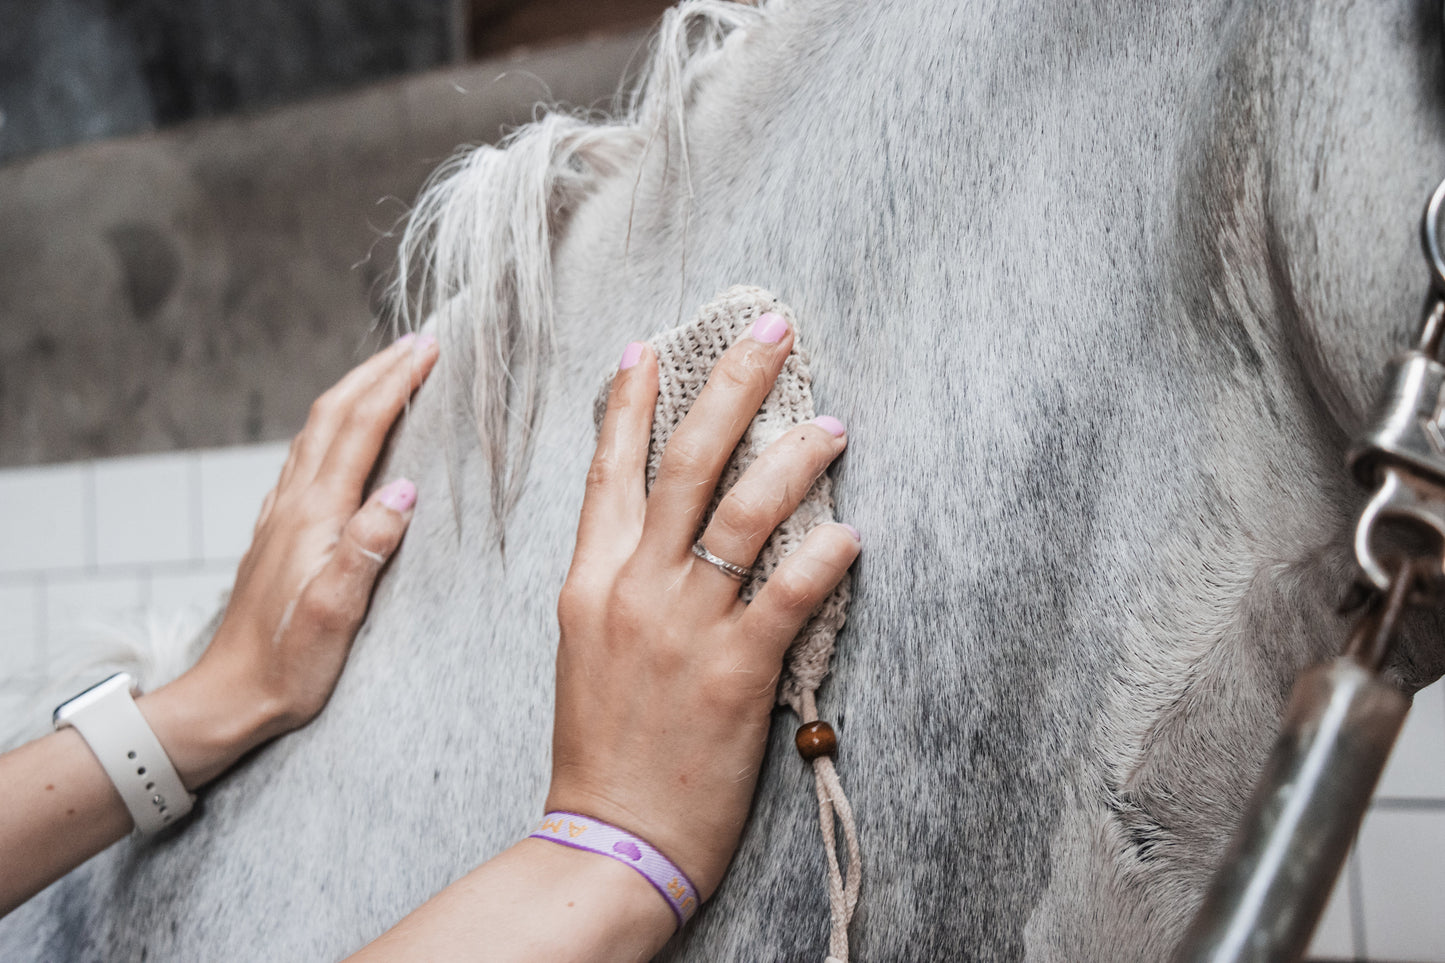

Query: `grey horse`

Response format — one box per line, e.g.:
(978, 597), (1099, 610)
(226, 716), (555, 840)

(5, 0), (1445, 960)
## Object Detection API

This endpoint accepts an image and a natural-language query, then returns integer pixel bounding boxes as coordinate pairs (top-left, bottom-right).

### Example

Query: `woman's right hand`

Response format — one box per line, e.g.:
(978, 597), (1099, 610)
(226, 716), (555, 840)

(141, 333), (440, 789)
(548, 312), (860, 900)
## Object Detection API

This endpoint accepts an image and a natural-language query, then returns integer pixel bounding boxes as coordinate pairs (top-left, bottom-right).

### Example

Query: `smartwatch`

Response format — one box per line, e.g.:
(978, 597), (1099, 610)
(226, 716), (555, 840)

(53, 672), (195, 834)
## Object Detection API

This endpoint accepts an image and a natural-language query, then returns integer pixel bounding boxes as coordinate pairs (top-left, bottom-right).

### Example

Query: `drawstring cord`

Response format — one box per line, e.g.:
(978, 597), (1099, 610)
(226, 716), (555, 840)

(799, 689), (861, 963)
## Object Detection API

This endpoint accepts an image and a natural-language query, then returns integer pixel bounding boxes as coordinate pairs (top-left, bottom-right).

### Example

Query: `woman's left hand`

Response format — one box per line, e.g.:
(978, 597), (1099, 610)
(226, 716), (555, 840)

(140, 333), (440, 788)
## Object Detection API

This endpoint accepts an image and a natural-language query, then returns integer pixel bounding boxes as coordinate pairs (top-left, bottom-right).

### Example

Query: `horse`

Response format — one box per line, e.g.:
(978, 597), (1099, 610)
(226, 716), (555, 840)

(6, 0), (1445, 959)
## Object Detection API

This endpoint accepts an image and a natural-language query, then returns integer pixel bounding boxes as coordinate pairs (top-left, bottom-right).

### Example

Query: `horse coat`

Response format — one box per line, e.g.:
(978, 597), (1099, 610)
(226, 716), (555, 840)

(6, 1), (1445, 960)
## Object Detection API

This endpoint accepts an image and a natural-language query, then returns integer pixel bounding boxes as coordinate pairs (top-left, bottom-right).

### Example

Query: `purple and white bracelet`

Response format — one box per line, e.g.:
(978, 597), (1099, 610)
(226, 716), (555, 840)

(529, 811), (700, 927)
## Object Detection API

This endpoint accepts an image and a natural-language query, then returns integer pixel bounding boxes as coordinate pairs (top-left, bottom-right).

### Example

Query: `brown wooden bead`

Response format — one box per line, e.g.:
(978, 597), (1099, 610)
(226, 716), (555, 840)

(795, 721), (838, 760)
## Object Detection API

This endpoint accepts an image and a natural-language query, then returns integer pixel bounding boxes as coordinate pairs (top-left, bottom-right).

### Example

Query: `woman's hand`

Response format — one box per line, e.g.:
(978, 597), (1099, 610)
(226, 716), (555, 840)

(0, 334), (438, 920)
(550, 315), (859, 899)
(140, 333), (440, 788)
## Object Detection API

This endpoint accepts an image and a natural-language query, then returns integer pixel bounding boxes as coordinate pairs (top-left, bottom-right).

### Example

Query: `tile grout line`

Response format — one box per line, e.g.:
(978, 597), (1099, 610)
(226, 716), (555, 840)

(0, 557), (245, 586)
(1370, 797), (1445, 811)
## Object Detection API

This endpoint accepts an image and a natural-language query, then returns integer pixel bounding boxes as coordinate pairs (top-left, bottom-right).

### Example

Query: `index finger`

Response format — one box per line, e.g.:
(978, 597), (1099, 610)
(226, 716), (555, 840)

(288, 332), (431, 485)
(573, 343), (659, 564)
(316, 334), (440, 500)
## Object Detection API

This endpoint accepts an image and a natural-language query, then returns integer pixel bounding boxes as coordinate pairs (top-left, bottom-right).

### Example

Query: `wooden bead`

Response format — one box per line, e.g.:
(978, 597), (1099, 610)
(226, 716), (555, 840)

(795, 721), (837, 760)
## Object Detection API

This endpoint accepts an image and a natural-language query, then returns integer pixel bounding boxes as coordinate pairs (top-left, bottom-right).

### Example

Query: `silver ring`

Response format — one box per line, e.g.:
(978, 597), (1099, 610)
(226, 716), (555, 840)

(691, 541), (750, 581)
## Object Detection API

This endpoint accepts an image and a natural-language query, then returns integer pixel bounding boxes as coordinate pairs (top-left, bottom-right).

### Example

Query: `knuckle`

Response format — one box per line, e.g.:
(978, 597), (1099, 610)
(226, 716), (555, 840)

(644, 636), (690, 679)
(297, 584), (354, 633)
(712, 488), (775, 543)
(308, 393), (336, 424)
(771, 564), (821, 609)
(346, 511), (396, 558)
(585, 452), (620, 490)
(712, 349), (773, 395)
(607, 582), (652, 633)
(662, 435), (713, 477)
(556, 580), (600, 629)
(700, 654), (772, 713)
(299, 489), (339, 526)
(607, 386), (646, 415)
(697, 674), (739, 714)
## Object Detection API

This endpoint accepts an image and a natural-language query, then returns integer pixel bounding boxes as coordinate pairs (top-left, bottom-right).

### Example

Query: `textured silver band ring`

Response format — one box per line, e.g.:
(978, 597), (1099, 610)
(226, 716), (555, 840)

(691, 541), (750, 581)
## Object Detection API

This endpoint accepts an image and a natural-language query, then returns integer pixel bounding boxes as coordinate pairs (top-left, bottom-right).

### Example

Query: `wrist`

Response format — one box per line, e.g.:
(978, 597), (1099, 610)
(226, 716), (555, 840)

(512, 838), (677, 954)
(135, 656), (288, 790)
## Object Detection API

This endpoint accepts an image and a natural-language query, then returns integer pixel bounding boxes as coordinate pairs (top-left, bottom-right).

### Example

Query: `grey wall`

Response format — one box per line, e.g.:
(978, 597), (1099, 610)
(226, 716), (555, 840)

(0, 0), (459, 164)
(0, 32), (643, 468)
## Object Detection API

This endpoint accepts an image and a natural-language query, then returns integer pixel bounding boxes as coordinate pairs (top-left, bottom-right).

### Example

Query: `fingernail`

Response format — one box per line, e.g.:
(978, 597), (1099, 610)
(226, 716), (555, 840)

(378, 478), (417, 513)
(811, 415), (846, 437)
(619, 341), (645, 370)
(416, 334), (438, 352)
(839, 523), (861, 543)
(395, 332), (416, 348)
(747, 312), (789, 344)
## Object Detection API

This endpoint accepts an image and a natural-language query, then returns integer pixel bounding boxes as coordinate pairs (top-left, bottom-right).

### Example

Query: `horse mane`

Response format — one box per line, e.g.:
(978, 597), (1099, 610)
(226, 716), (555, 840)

(388, 0), (769, 533)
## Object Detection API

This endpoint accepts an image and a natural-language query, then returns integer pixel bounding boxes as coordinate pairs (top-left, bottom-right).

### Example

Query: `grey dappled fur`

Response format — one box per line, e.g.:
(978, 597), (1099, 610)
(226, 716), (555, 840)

(7, 1), (1445, 960)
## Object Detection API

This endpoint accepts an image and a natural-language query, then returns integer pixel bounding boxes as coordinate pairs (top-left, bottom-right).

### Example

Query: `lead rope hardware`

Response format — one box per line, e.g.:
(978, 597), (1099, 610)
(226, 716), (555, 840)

(1172, 178), (1445, 963)
(1350, 178), (1445, 593)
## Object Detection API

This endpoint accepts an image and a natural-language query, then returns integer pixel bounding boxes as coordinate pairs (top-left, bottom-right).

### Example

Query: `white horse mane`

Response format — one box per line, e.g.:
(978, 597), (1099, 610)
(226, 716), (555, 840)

(389, 0), (767, 530)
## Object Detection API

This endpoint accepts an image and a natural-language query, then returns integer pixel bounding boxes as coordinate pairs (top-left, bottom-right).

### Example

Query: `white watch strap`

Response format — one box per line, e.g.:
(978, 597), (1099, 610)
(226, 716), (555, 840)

(53, 673), (195, 834)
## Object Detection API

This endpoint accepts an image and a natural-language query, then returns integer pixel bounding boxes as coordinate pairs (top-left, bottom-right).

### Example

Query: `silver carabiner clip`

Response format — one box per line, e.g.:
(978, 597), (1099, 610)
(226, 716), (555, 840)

(1348, 176), (1445, 591)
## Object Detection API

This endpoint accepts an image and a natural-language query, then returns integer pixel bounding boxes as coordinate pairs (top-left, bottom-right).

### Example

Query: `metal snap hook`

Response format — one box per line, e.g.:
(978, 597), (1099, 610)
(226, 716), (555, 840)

(1352, 465), (1445, 592)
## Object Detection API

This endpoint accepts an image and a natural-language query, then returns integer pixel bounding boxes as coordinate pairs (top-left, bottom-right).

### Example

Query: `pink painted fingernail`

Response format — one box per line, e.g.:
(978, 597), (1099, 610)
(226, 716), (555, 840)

(812, 415), (846, 437)
(619, 341), (645, 370)
(839, 523), (861, 543)
(378, 478), (417, 513)
(747, 312), (789, 344)
(395, 332), (416, 348)
(416, 334), (438, 351)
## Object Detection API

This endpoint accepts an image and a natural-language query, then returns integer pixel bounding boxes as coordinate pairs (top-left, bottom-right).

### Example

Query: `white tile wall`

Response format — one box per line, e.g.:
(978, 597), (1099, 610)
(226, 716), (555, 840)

(43, 572), (146, 647)
(0, 442), (288, 700)
(1310, 853), (1359, 960)
(1377, 682), (1445, 799)
(4, 443), (1445, 960)
(0, 463), (88, 573)
(0, 580), (41, 676)
(1356, 808), (1445, 961)
(198, 445), (289, 560)
(93, 452), (195, 567)
(149, 566), (236, 618)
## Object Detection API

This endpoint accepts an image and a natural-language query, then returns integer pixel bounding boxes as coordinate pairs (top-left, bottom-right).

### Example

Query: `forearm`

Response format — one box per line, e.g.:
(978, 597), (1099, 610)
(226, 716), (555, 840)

(0, 726), (133, 916)
(349, 838), (676, 962)
(0, 664), (280, 918)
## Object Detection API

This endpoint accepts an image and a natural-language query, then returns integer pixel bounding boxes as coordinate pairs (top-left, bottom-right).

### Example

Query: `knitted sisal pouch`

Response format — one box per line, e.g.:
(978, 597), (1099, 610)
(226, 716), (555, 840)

(593, 285), (860, 962)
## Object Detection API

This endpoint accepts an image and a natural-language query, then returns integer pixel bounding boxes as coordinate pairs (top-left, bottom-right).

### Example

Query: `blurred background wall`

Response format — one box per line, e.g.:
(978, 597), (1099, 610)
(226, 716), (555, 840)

(0, 0), (667, 468)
